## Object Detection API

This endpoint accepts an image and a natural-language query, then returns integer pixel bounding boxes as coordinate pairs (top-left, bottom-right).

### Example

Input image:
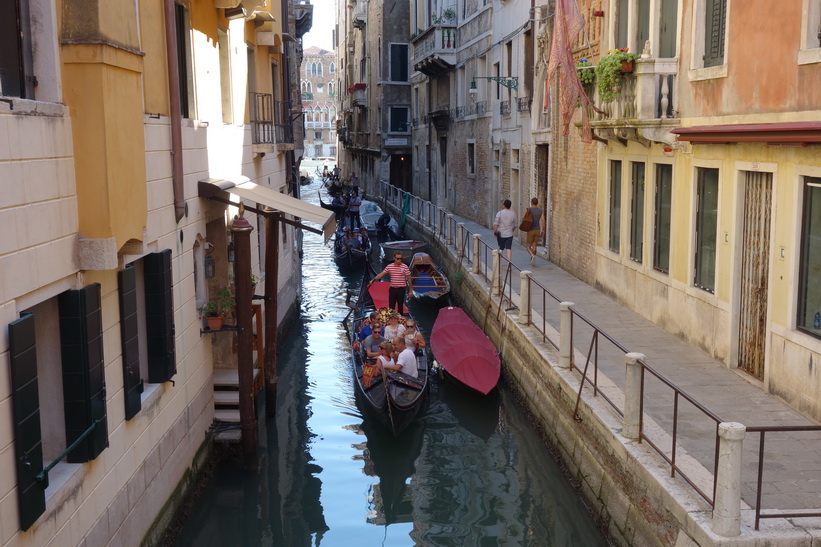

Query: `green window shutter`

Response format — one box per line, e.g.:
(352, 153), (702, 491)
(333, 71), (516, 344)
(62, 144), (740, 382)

(144, 250), (177, 383)
(59, 284), (109, 462)
(118, 265), (143, 420)
(704, 0), (726, 68)
(8, 312), (46, 531)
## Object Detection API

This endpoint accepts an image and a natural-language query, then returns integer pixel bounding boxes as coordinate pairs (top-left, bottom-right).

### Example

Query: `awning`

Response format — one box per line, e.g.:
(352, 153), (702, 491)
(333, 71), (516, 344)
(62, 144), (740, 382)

(672, 122), (821, 145)
(199, 177), (336, 242)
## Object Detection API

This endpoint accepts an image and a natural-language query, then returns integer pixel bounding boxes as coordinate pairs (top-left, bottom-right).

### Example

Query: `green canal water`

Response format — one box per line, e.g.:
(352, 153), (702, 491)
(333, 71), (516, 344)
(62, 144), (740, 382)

(172, 181), (609, 546)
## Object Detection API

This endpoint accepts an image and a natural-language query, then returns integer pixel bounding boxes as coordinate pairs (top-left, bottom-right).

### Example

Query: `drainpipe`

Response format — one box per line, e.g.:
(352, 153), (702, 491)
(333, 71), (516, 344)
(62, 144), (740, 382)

(164, 0), (186, 223)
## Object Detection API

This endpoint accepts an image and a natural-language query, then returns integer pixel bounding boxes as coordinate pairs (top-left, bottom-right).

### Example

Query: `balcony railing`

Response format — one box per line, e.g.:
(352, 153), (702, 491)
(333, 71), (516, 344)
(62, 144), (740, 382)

(305, 121), (333, 129)
(500, 100), (511, 116)
(250, 94), (294, 145)
(475, 101), (487, 116)
(411, 24), (457, 76)
(589, 58), (679, 144)
(517, 97), (531, 112)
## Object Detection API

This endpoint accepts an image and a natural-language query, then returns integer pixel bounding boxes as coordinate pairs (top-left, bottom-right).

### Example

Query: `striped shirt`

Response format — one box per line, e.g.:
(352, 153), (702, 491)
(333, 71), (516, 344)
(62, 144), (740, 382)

(382, 262), (411, 287)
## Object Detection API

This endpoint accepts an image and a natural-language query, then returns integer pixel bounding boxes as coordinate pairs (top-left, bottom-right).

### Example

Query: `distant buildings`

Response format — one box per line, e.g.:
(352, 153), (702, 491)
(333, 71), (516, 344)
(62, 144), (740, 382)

(302, 46), (338, 158)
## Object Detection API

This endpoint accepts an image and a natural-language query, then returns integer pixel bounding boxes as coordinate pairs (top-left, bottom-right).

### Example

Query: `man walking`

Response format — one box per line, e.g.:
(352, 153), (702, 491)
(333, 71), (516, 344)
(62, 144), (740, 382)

(493, 199), (517, 261)
(369, 253), (411, 312)
(525, 197), (545, 266)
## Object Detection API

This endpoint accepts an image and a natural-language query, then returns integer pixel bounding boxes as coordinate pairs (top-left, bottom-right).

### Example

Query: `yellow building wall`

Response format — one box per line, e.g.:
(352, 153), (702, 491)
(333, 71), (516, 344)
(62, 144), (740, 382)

(62, 44), (148, 249)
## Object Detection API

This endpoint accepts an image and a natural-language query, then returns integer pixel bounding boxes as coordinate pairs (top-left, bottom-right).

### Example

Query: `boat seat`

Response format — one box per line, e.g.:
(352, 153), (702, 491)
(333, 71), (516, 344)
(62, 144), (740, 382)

(386, 370), (424, 390)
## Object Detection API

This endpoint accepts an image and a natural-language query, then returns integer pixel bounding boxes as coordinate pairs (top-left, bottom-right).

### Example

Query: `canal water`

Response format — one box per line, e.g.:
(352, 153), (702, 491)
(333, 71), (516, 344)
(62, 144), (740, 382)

(173, 179), (609, 546)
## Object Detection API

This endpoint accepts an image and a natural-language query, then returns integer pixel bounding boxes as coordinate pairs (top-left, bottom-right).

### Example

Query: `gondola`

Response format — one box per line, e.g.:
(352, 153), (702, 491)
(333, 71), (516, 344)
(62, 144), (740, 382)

(332, 225), (372, 266)
(318, 191), (348, 224)
(408, 252), (450, 304)
(379, 240), (429, 264)
(347, 262), (429, 436)
(429, 306), (500, 395)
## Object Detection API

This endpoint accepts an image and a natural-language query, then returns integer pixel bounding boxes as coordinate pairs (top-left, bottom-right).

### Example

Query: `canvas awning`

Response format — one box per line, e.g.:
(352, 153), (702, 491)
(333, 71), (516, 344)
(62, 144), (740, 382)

(199, 177), (336, 242)
(672, 122), (821, 145)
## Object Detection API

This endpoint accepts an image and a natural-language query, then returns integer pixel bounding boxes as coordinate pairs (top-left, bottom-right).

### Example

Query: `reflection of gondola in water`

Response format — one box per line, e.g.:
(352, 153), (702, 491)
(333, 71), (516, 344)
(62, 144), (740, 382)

(438, 378), (500, 442)
(361, 419), (425, 525)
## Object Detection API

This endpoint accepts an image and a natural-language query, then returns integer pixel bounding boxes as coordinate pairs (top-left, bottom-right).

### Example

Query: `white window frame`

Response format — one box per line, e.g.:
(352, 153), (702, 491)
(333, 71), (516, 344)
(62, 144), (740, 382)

(799, 0), (821, 64)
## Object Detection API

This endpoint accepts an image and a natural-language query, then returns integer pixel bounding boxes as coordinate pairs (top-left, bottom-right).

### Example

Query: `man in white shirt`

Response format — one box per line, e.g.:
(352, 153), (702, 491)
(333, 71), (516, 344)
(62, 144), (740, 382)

(493, 199), (517, 261)
(391, 337), (418, 378)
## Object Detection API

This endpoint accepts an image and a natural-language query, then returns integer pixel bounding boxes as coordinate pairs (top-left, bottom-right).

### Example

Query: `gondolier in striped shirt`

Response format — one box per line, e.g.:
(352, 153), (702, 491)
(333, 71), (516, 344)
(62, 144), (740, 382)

(369, 253), (412, 312)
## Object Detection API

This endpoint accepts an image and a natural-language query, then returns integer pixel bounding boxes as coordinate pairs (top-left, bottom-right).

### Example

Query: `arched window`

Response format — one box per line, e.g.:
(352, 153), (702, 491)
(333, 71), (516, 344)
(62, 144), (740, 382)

(329, 107), (337, 122)
(305, 63), (312, 77)
(330, 62), (335, 74)
(313, 106), (321, 122)
(321, 106), (329, 123)
(316, 83), (324, 94)
(328, 82), (335, 96)
(317, 63), (323, 77)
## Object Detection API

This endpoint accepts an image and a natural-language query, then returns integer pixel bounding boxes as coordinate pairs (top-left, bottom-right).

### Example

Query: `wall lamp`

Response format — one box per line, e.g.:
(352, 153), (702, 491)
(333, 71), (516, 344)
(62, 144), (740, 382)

(469, 76), (519, 96)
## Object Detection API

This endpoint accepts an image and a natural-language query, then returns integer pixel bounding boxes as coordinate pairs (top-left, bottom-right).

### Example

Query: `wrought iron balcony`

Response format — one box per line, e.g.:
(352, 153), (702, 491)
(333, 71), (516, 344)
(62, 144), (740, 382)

(411, 24), (457, 77)
(500, 101), (511, 116)
(250, 93), (294, 150)
(517, 97), (531, 112)
(588, 58), (680, 146)
(475, 101), (487, 116)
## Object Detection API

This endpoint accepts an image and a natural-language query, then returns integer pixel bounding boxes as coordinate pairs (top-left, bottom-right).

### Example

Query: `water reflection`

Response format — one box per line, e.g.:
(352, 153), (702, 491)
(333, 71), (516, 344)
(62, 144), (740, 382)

(172, 178), (608, 546)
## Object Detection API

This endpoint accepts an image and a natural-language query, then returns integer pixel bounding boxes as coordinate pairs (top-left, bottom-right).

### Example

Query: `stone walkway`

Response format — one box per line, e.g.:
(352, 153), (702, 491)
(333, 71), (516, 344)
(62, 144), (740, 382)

(426, 212), (821, 520)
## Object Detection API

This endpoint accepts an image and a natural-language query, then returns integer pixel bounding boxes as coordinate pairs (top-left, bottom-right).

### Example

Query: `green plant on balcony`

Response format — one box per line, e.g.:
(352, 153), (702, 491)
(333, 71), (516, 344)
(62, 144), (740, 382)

(442, 7), (456, 21)
(576, 58), (595, 86)
(594, 48), (640, 102)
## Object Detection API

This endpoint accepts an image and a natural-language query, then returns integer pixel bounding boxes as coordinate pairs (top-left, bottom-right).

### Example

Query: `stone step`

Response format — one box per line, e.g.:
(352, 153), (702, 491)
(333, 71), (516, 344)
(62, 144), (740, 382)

(214, 391), (239, 406)
(214, 409), (240, 422)
(213, 368), (260, 388)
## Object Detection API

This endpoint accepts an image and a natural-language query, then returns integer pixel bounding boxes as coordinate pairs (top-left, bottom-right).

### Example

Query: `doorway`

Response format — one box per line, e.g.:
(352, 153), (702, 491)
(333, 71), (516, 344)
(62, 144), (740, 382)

(737, 171), (772, 380)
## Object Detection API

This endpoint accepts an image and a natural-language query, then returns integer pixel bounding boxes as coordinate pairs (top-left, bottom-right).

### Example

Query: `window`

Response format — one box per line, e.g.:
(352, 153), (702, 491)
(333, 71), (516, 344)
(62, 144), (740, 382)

(218, 29), (233, 124)
(315, 131), (322, 139)
(8, 285), (110, 531)
(630, 162), (645, 263)
(799, 0), (821, 64)
(328, 82), (335, 96)
(694, 167), (719, 292)
(317, 83), (324, 93)
(704, 0), (727, 67)
(613, 0), (677, 58)
(609, 160), (622, 253)
(174, 3), (194, 118)
(0, 0), (34, 98)
(798, 177), (821, 336)
(330, 62), (336, 73)
(467, 142), (475, 175)
(390, 44), (409, 82)
(653, 164), (673, 274)
(389, 106), (409, 132)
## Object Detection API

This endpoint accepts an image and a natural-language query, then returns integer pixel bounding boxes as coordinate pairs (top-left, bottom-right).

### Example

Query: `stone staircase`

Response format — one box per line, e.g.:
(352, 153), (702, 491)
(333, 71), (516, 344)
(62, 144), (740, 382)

(213, 368), (260, 423)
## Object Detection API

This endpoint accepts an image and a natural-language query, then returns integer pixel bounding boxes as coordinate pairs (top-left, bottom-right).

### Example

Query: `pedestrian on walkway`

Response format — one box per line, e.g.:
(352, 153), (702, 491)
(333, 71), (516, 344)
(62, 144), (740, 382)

(525, 198), (545, 266)
(350, 172), (360, 190)
(368, 253), (412, 312)
(493, 199), (517, 262)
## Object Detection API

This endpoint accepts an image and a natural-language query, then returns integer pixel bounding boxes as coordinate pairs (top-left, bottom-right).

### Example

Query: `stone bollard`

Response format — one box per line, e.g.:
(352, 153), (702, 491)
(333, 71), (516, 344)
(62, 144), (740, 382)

(559, 302), (574, 368)
(473, 234), (481, 274)
(491, 250), (501, 295)
(713, 422), (746, 537)
(623, 352), (645, 439)
(457, 223), (465, 258)
(519, 270), (532, 325)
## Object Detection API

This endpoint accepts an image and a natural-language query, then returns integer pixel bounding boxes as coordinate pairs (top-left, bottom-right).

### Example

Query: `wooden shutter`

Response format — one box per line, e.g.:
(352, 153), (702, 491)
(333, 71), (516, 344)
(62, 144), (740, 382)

(704, 0), (726, 68)
(59, 284), (108, 462)
(118, 265), (143, 420)
(8, 312), (46, 530)
(144, 250), (177, 383)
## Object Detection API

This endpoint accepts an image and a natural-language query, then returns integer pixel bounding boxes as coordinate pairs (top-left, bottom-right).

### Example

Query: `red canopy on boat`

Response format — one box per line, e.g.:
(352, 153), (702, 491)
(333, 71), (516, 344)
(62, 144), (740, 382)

(368, 281), (409, 314)
(430, 307), (500, 395)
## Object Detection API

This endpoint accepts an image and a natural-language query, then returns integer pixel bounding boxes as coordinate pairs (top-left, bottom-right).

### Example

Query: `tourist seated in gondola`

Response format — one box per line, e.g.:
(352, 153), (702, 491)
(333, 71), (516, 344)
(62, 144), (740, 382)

(383, 313), (406, 341)
(358, 227), (369, 247)
(362, 324), (385, 358)
(379, 337), (418, 379)
(403, 320), (426, 349)
(359, 311), (380, 340)
(344, 228), (361, 250)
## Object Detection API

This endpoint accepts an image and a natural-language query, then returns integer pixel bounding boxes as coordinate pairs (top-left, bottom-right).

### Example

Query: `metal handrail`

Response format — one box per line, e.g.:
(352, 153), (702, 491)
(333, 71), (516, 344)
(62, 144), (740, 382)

(37, 419), (102, 482)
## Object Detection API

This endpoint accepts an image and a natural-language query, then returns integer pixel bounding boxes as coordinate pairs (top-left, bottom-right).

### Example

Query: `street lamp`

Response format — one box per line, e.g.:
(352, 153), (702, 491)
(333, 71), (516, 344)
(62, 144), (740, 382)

(469, 76), (519, 98)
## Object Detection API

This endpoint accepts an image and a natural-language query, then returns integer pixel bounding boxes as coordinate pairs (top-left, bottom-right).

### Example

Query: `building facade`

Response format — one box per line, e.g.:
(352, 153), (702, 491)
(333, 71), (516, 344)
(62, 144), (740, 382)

(0, 0), (318, 543)
(336, 0), (413, 193)
(301, 46), (338, 159)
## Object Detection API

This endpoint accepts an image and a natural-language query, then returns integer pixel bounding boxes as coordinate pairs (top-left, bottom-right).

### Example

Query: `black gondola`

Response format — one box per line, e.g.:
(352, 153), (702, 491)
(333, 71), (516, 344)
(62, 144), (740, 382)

(346, 263), (429, 436)
(332, 225), (372, 266)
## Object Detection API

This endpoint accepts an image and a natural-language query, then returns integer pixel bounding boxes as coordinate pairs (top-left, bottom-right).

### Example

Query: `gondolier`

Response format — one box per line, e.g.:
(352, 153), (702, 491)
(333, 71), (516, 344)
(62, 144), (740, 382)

(369, 253), (411, 312)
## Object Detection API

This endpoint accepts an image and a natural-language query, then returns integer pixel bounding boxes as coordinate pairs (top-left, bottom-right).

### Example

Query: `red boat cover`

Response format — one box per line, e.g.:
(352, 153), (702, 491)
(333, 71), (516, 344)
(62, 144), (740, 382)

(368, 282), (409, 314)
(430, 307), (500, 395)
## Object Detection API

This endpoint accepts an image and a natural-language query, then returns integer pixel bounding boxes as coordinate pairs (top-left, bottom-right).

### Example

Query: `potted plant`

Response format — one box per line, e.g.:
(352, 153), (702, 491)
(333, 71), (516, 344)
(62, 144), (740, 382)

(199, 288), (236, 331)
(442, 7), (456, 22)
(576, 58), (595, 86)
(594, 48), (640, 102)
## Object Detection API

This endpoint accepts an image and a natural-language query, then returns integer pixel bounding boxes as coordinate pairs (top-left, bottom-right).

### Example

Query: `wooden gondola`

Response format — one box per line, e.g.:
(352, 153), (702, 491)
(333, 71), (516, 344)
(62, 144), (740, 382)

(347, 263), (429, 436)
(408, 252), (450, 304)
(332, 226), (372, 266)
(379, 240), (429, 264)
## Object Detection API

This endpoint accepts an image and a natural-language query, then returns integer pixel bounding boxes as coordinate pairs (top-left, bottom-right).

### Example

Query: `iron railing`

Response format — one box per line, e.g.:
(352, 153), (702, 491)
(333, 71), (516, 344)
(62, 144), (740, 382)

(500, 100), (511, 115)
